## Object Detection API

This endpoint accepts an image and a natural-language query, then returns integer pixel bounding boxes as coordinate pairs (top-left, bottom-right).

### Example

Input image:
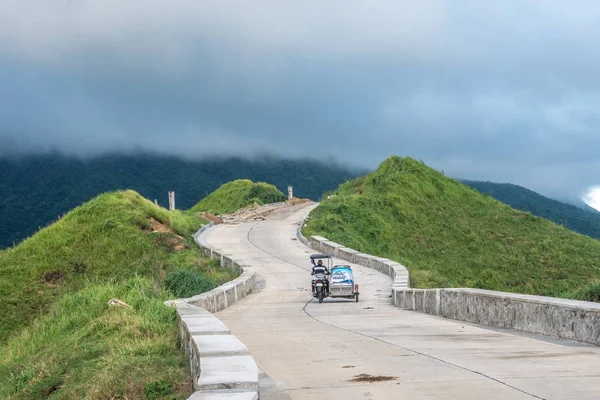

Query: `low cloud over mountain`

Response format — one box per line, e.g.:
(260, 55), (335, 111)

(1, 1), (600, 199)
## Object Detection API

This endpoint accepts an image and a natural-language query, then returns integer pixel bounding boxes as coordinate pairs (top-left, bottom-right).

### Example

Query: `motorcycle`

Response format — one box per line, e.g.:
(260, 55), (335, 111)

(311, 271), (329, 303)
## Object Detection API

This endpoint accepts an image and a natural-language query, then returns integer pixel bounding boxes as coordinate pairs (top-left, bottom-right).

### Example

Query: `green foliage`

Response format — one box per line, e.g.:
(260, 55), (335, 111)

(569, 282), (600, 302)
(0, 190), (237, 399)
(463, 180), (600, 240)
(166, 266), (220, 298)
(0, 277), (190, 400)
(144, 380), (175, 400)
(191, 179), (286, 215)
(0, 154), (364, 249)
(303, 155), (600, 300)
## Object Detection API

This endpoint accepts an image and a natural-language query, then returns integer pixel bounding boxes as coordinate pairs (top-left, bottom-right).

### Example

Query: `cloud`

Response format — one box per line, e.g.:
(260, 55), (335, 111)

(583, 187), (600, 211)
(1, 1), (600, 198)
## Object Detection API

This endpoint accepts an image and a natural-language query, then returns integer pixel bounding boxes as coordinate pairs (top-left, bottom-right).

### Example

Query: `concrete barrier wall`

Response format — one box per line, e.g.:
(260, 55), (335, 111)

(303, 231), (600, 347)
(187, 222), (256, 313)
(165, 222), (259, 399)
(394, 288), (600, 346)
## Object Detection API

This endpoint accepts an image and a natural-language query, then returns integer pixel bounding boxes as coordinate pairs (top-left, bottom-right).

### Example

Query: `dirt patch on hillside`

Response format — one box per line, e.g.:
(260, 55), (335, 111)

(143, 217), (187, 252)
(197, 212), (223, 225)
(147, 217), (171, 232)
(220, 199), (312, 224)
(43, 270), (65, 286)
(287, 197), (311, 206)
(348, 374), (397, 383)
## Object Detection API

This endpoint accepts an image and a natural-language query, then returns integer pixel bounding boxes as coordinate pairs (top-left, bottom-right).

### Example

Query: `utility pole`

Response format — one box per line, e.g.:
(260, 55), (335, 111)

(287, 185), (293, 200)
(168, 191), (175, 210)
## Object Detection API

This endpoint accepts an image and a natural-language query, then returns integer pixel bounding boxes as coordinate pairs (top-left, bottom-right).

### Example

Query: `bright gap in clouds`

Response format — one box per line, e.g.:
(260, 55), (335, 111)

(583, 186), (600, 212)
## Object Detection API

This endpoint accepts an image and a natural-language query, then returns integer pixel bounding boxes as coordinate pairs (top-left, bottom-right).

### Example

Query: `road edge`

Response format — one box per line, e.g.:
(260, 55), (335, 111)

(165, 222), (260, 399)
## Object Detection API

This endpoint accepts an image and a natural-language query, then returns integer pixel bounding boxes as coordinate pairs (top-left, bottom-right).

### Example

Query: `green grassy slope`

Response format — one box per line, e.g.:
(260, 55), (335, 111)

(0, 190), (236, 399)
(191, 179), (287, 215)
(462, 180), (600, 241)
(302, 156), (600, 301)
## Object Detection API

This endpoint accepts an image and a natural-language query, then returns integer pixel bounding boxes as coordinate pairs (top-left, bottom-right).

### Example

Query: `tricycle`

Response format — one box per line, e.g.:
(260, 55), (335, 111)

(310, 253), (359, 303)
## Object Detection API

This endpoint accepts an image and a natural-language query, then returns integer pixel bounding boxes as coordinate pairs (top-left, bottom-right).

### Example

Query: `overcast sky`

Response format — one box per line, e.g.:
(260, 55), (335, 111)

(1, 1), (600, 201)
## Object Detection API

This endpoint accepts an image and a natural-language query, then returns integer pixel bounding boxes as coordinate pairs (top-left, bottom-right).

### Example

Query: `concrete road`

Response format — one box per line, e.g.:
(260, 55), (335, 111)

(202, 203), (600, 400)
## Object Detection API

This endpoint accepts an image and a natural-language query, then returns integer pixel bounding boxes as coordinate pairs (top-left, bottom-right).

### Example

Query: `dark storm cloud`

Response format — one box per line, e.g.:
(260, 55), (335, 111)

(1, 1), (600, 199)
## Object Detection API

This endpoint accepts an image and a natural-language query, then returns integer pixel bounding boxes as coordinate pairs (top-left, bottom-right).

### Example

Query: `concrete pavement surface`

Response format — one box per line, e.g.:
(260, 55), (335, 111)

(202, 203), (600, 400)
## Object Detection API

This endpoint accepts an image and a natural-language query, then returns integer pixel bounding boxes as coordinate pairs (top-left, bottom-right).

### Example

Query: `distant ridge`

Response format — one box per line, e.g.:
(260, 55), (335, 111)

(462, 180), (600, 240)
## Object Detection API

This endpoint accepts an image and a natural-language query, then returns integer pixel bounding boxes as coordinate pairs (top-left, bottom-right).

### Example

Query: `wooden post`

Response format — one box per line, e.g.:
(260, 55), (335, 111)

(287, 186), (293, 200)
(168, 191), (175, 210)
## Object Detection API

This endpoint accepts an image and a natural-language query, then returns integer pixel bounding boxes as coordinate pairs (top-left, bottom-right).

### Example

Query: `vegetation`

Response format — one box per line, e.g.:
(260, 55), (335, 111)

(0, 190), (237, 399)
(191, 179), (287, 215)
(463, 180), (600, 241)
(0, 278), (189, 400)
(0, 153), (365, 249)
(302, 156), (600, 300)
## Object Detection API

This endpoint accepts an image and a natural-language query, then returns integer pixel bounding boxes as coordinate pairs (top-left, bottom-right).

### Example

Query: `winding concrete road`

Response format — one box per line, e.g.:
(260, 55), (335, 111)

(201, 203), (600, 400)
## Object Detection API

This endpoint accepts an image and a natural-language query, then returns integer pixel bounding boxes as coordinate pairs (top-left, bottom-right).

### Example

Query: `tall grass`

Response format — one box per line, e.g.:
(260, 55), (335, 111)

(0, 277), (190, 400)
(302, 156), (600, 300)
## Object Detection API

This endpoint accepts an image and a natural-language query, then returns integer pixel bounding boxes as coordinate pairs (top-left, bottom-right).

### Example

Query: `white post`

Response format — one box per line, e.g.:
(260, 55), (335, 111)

(168, 191), (175, 210)
(287, 185), (293, 200)
(154, 199), (158, 205)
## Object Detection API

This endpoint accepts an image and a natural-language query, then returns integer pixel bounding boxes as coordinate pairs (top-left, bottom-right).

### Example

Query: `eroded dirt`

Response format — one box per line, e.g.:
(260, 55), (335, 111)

(219, 199), (310, 224)
(43, 270), (65, 285)
(147, 217), (170, 232)
(197, 212), (223, 225)
(143, 217), (187, 252)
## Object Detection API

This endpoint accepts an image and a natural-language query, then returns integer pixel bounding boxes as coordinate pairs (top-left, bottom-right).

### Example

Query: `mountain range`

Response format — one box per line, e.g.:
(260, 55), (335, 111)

(2, 153), (600, 249)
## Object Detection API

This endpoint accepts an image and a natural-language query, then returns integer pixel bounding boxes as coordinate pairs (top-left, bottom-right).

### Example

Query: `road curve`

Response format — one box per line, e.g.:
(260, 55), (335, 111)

(202, 203), (600, 400)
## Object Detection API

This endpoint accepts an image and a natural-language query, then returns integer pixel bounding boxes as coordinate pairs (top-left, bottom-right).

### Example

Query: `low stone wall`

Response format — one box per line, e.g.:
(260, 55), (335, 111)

(394, 288), (600, 346)
(303, 231), (600, 347)
(167, 300), (259, 399)
(165, 222), (259, 399)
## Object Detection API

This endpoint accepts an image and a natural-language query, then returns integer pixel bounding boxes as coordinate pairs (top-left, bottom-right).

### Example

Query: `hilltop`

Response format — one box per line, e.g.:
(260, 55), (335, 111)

(0, 153), (366, 249)
(302, 156), (600, 301)
(191, 179), (287, 215)
(463, 180), (600, 240)
(0, 190), (235, 399)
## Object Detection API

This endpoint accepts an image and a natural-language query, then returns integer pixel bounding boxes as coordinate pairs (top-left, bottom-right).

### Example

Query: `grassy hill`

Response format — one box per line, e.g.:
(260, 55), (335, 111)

(302, 156), (600, 301)
(191, 179), (287, 215)
(0, 153), (365, 249)
(0, 190), (235, 399)
(463, 180), (600, 241)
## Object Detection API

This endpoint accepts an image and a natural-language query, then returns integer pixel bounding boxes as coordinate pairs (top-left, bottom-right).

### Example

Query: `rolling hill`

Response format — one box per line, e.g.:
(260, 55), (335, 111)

(302, 156), (600, 301)
(0, 190), (235, 399)
(191, 179), (287, 215)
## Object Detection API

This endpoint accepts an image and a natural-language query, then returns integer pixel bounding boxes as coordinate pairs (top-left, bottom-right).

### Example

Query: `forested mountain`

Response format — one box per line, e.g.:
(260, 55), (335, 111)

(0, 153), (365, 248)
(462, 180), (600, 240)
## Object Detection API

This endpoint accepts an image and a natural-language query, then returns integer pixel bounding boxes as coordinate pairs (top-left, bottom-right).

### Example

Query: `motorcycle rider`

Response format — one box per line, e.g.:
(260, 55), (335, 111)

(311, 259), (330, 293)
